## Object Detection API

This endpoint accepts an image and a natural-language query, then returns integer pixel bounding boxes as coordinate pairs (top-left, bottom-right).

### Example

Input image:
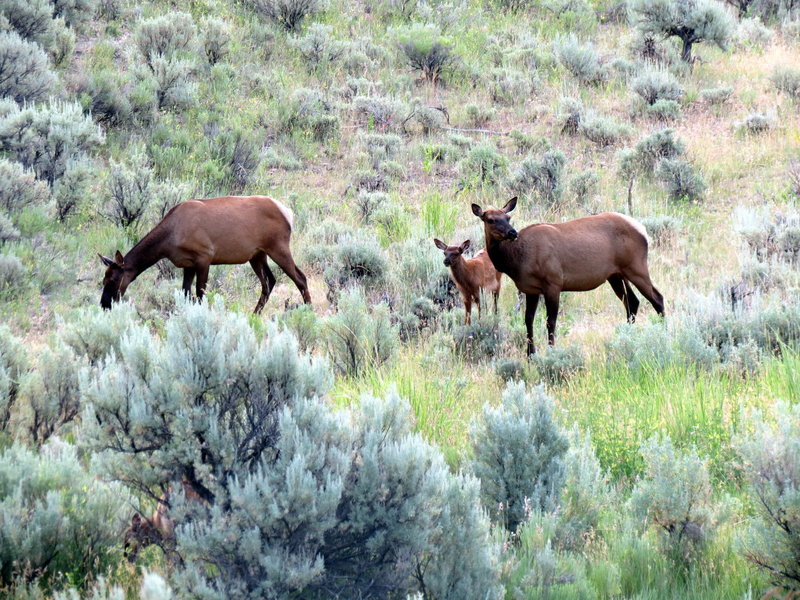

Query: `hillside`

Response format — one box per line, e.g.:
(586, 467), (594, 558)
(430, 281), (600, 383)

(1, 0), (800, 597)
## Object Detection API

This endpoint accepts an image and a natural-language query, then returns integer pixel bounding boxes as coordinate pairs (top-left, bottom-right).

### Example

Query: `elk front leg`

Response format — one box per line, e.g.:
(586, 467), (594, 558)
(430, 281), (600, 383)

(525, 293), (540, 356)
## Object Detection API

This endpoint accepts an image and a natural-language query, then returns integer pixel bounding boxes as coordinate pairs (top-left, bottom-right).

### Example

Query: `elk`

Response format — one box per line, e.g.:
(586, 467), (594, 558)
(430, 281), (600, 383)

(433, 238), (503, 324)
(471, 197), (665, 355)
(123, 481), (206, 563)
(99, 195), (311, 312)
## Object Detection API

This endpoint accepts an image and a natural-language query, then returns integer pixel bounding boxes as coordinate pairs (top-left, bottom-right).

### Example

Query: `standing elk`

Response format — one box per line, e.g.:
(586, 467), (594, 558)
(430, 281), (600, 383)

(471, 197), (665, 355)
(99, 195), (311, 312)
(433, 238), (503, 325)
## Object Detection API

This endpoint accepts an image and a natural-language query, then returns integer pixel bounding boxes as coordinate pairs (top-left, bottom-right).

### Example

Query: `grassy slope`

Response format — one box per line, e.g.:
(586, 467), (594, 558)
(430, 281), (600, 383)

(4, 0), (800, 596)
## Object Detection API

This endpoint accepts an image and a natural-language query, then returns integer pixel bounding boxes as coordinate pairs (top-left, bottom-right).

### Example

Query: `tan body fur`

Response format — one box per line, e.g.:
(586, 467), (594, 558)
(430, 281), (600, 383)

(99, 195), (311, 312)
(472, 198), (664, 354)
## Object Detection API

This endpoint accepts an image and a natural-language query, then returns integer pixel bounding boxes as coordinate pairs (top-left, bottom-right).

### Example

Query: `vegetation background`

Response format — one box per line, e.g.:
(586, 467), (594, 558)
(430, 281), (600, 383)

(1, 0), (799, 597)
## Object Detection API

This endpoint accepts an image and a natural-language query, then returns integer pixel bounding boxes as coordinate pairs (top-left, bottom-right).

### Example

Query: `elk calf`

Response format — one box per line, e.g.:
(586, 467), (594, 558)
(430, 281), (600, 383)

(433, 239), (503, 324)
(472, 197), (665, 354)
(123, 482), (206, 563)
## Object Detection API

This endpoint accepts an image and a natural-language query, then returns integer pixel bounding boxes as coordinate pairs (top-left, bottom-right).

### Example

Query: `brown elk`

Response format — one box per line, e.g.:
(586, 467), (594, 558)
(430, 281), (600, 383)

(99, 195), (311, 312)
(123, 481), (206, 563)
(433, 238), (502, 325)
(471, 197), (665, 355)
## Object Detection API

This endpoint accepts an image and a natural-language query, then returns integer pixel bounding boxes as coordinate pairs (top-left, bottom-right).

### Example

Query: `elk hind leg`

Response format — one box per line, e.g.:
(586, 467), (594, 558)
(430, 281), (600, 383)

(624, 269), (665, 316)
(608, 274), (640, 323)
(249, 254), (276, 314)
(544, 290), (560, 346)
(266, 247), (312, 305)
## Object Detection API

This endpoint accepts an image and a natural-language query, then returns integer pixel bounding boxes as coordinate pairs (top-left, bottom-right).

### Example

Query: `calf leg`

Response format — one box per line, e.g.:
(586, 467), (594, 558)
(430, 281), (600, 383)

(525, 293), (540, 356)
(608, 274), (640, 323)
(266, 247), (312, 305)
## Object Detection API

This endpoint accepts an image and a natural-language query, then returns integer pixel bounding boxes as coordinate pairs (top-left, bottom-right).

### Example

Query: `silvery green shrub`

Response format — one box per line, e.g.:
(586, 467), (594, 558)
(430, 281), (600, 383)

(505, 150), (566, 204)
(470, 382), (569, 532)
(553, 34), (607, 85)
(201, 17), (231, 65)
(0, 214), (20, 245)
(18, 341), (84, 445)
(82, 300), (499, 598)
(630, 435), (727, 568)
(579, 114), (632, 147)
(0, 159), (49, 215)
(628, 0), (734, 62)
(0, 325), (27, 434)
(324, 286), (397, 376)
(631, 65), (684, 106)
(770, 66), (800, 99)
(104, 150), (155, 229)
(531, 345), (585, 385)
(0, 253), (25, 300)
(557, 429), (611, 549)
(53, 159), (91, 221)
(134, 12), (197, 64)
(657, 157), (706, 202)
(0, 100), (104, 187)
(0, 0), (52, 45)
(247, 0), (327, 32)
(291, 22), (345, 67)
(57, 303), (140, 366)
(607, 321), (673, 373)
(395, 23), (455, 84)
(280, 88), (340, 141)
(736, 402), (800, 590)
(699, 85), (734, 105)
(0, 30), (57, 103)
(0, 442), (128, 589)
(462, 143), (507, 187)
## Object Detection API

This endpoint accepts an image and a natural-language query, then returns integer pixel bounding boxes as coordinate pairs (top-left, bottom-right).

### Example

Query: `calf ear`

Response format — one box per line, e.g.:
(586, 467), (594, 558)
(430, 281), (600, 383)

(433, 238), (447, 251)
(99, 254), (116, 267)
(471, 203), (483, 218)
(114, 250), (124, 265)
(460, 239), (471, 252)
(502, 197), (518, 213)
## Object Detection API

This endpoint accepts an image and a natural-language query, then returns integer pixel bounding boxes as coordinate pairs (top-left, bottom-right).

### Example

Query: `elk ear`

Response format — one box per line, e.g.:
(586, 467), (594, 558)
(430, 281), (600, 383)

(99, 254), (116, 268)
(502, 197), (518, 214)
(433, 238), (447, 251)
(114, 250), (124, 266)
(460, 239), (471, 252)
(471, 203), (483, 218)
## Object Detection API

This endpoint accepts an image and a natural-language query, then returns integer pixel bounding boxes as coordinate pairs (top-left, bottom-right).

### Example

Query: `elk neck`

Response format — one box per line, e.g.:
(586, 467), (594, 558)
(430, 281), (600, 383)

(486, 235), (524, 280)
(448, 253), (470, 281)
(122, 224), (171, 281)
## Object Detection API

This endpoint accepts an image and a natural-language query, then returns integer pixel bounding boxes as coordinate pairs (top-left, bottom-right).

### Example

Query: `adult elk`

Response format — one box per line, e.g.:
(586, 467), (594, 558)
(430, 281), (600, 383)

(472, 197), (665, 355)
(433, 238), (502, 324)
(99, 195), (311, 312)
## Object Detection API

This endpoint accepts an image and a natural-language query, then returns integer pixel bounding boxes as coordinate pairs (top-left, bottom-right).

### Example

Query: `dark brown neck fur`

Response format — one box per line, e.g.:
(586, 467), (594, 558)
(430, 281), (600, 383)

(486, 236), (523, 280)
(123, 223), (170, 281)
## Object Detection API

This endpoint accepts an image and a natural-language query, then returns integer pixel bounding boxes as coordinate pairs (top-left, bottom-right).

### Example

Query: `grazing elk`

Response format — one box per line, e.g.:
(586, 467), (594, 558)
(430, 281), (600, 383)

(472, 197), (665, 355)
(433, 238), (503, 324)
(99, 195), (311, 312)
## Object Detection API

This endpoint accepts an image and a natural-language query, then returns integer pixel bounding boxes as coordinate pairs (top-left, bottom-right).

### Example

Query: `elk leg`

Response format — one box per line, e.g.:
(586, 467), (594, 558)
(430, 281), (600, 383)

(625, 272), (665, 317)
(544, 291), (560, 346)
(475, 294), (481, 322)
(464, 296), (472, 325)
(267, 248), (312, 304)
(249, 255), (276, 314)
(525, 293), (540, 356)
(608, 274), (640, 323)
(195, 264), (210, 301)
(493, 290), (499, 315)
(182, 268), (196, 298)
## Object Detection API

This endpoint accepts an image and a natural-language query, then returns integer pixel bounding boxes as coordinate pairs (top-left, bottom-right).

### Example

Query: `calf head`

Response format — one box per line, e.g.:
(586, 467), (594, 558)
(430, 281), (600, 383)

(471, 197), (518, 243)
(433, 239), (471, 267)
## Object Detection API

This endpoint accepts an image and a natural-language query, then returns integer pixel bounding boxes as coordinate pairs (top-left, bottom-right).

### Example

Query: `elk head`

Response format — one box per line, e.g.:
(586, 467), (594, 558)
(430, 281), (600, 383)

(471, 197), (518, 243)
(433, 238), (471, 267)
(98, 250), (130, 309)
